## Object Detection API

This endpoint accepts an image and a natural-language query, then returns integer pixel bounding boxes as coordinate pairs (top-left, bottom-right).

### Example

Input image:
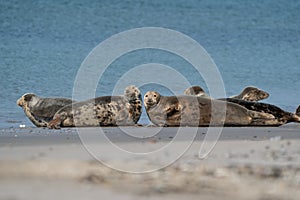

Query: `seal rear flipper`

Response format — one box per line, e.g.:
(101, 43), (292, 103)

(248, 110), (275, 120)
(48, 117), (61, 129)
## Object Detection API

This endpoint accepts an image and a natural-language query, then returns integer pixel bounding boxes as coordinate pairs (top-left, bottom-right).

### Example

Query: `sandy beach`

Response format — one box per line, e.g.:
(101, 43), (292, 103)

(1, 124), (300, 200)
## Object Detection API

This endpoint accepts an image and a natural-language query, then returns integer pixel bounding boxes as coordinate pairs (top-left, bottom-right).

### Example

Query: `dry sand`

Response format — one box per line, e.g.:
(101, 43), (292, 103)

(1, 124), (300, 200)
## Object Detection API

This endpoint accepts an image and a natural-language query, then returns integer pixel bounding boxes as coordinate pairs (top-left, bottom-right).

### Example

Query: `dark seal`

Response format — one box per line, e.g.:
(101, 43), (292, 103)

(17, 93), (74, 127)
(48, 85), (142, 129)
(144, 91), (278, 127)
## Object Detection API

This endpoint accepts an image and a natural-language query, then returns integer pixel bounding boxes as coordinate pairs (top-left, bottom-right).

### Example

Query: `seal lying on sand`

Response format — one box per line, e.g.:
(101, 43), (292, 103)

(48, 85), (142, 129)
(184, 86), (269, 101)
(219, 98), (300, 125)
(17, 93), (74, 127)
(183, 86), (210, 98)
(144, 91), (280, 127)
(184, 86), (300, 125)
(231, 86), (269, 101)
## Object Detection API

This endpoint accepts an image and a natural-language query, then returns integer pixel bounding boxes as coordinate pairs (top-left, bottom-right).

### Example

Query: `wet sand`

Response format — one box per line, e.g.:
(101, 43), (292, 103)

(1, 124), (300, 200)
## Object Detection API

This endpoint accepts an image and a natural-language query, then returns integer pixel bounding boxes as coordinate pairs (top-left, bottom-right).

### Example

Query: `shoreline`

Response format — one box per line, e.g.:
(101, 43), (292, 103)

(1, 125), (300, 199)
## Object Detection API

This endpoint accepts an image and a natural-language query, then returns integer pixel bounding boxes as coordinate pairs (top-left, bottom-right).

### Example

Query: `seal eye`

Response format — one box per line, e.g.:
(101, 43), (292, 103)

(24, 94), (33, 101)
(145, 95), (148, 97)
(154, 95), (156, 97)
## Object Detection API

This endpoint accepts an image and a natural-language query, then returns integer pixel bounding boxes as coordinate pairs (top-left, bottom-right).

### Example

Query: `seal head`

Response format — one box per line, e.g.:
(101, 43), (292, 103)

(184, 86), (210, 98)
(144, 91), (160, 109)
(231, 86), (269, 101)
(17, 93), (74, 127)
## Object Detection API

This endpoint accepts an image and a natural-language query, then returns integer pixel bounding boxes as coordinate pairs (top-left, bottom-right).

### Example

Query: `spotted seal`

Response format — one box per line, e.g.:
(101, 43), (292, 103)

(184, 86), (269, 101)
(184, 86), (300, 125)
(144, 91), (280, 127)
(48, 85), (142, 129)
(218, 98), (300, 125)
(231, 86), (269, 101)
(17, 93), (74, 127)
(183, 86), (210, 98)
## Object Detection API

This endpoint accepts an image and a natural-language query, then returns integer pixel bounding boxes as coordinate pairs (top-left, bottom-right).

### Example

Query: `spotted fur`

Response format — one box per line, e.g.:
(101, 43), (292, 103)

(184, 87), (300, 126)
(231, 86), (269, 101)
(144, 91), (288, 127)
(48, 85), (142, 129)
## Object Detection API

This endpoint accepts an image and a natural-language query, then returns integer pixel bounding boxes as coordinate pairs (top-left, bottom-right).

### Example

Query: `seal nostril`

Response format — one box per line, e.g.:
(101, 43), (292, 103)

(17, 99), (22, 106)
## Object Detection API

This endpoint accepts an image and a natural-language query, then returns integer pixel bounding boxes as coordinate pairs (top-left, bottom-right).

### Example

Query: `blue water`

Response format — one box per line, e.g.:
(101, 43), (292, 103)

(1, 0), (299, 128)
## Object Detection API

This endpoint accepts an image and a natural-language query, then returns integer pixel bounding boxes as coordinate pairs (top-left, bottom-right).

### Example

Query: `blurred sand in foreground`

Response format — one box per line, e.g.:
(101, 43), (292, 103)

(1, 124), (300, 200)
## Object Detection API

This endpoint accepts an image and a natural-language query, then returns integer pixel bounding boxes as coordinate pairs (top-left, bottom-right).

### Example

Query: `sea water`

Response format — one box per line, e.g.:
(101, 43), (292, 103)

(0, 0), (299, 128)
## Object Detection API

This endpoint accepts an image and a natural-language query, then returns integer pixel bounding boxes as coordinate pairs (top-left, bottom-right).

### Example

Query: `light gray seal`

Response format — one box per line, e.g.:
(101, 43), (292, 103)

(17, 93), (74, 127)
(48, 85), (142, 129)
(144, 91), (280, 127)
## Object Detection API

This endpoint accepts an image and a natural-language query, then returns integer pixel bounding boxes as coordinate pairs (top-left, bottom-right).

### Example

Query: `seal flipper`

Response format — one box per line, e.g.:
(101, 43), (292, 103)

(24, 106), (48, 127)
(165, 104), (181, 117)
(48, 117), (62, 129)
(48, 112), (68, 129)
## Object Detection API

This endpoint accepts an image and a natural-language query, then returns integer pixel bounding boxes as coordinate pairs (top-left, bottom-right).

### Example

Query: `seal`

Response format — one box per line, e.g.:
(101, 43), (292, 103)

(183, 86), (210, 98)
(218, 98), (300, 125)
(230, 86), (269, 101)
(17, 93), (74, 127)
(48, 85), (142, 129)
(184, 86), (300, 125)
(144, 91), (281, 127)
(184, 86), (269, 101)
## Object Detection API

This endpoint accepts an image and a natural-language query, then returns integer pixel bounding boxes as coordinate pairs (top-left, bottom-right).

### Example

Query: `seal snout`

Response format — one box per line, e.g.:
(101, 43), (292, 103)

(146, 99), (154, 105)
(17, 98), (23, 107)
